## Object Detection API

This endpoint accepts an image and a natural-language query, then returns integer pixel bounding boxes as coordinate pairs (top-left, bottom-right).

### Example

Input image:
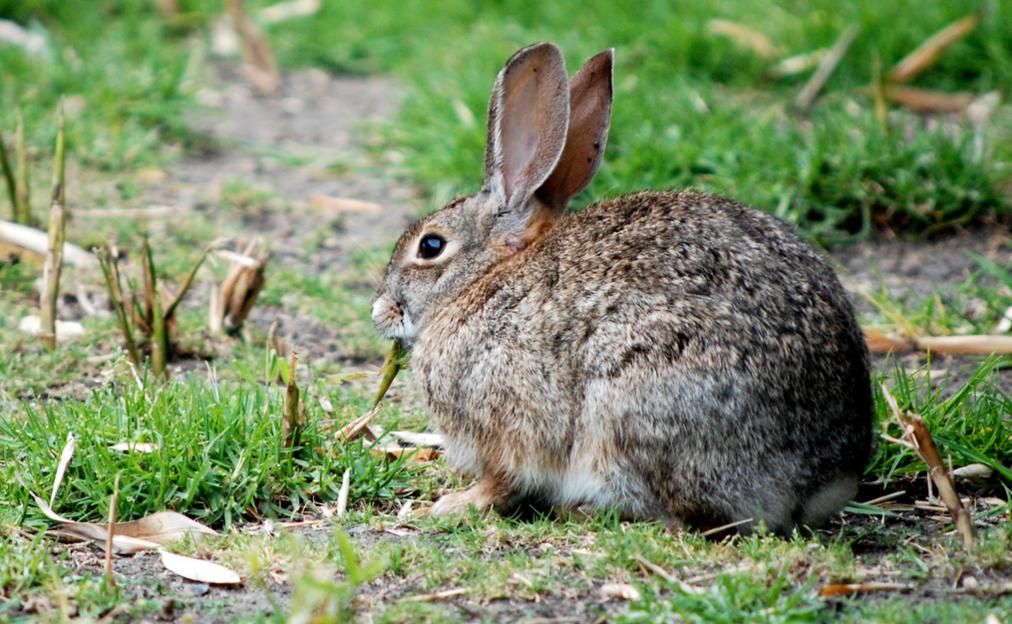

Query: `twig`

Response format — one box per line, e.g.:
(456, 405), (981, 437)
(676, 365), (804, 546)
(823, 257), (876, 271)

(881, 385), (975, 551)
(0, 220), (95, 266)
(795, 25), (859, 111)
(39, 105), (66, 351)
(401, 588), (468, 603)
(700, 517), (754, 537)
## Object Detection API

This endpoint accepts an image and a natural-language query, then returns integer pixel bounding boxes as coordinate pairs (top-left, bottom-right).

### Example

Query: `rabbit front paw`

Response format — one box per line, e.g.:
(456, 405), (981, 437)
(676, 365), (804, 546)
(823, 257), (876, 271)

(429, 478), (504, 517)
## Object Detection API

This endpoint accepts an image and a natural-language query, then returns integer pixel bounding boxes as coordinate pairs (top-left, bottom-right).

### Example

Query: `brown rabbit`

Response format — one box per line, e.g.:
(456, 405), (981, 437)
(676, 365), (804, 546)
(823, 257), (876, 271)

(372, 42), (872, 533)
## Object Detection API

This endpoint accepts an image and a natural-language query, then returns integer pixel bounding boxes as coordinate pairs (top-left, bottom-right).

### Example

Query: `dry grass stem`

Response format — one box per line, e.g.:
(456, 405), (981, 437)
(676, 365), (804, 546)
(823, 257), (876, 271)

(889, 13), (981, 84)
(864, 329), (1012, 355)
(819, 582), (911, 597)
(882, 385), (976, 552)
(227, 0), (281, 93)
(213, 239), (268, 335)
(699, 517), (755, 537)
(401, 588), (469, 603)
(39, 105), (66, 350)
(795, 25), (859, 111)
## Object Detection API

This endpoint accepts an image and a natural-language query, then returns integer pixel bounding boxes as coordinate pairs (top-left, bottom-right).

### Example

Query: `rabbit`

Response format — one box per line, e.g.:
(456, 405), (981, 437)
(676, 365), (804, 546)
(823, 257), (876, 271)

(371, 42), (872, 534)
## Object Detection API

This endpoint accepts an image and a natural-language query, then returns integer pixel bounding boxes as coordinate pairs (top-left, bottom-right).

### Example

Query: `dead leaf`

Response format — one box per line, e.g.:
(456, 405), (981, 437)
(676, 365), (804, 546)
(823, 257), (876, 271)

(770, 48), (828, 77)
(159, 549), (242, 585)
(258, 0), (321, 24)
(889, 13), (981, 84)
(50, 432), (75, 507)
(309, 194), (383, 215)
(819, 581), (911, 597)
(952, 463), (994, 482)
(706, 19), (779, 58)
(369, 443), (439, 462)
(601, 583), (642, 601)
(388, 431), (444, 448)
(883, 86), (972, 113)
(109, 442), (158, 453)
(336, 468), (351, 517)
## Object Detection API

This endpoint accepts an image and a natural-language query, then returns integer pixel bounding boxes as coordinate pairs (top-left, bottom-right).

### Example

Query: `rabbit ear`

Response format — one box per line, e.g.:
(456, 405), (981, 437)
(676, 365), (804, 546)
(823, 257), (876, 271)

(536, 49), (613, 212)
(483, 42), (570, 220)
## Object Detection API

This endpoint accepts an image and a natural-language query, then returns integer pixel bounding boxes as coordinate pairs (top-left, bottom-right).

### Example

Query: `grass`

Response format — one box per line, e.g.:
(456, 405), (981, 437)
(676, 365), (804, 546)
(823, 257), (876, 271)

(269, 0), (1012, 242)
(0, 0), (1010, 621)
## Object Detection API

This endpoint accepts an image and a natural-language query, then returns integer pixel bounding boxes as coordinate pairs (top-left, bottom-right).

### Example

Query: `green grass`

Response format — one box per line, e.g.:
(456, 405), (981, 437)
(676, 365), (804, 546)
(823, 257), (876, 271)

(269, 0), (1012, 242)
(1, 1), (1010, 621)
(0, 357), (417, 529)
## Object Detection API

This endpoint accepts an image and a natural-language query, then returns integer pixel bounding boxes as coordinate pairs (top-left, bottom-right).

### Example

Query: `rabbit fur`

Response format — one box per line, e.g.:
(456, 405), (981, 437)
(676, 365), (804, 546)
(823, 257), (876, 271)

(372, 42), (872, 534)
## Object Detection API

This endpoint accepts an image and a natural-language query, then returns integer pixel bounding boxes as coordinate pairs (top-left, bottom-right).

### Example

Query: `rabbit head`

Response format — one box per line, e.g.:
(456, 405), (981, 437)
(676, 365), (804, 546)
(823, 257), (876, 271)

(372, 43), (613, 342)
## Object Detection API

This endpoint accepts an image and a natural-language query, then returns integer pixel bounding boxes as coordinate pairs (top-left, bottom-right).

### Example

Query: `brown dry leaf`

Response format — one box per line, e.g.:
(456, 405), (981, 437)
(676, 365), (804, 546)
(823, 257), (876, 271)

(111, 511), (218, 544)
(50, 432), (75, 507)
(706, 19), (779, 58)
(889, 13), (981, 84)
(819, 582), (911, 597)
(108, 442), (158, 453)
(884, 86), (972, 114)
(32, 492), (216, 553)
(159, 549), (242, 585)
(600, 583), (642, 601)
(309, 194), (383, 215)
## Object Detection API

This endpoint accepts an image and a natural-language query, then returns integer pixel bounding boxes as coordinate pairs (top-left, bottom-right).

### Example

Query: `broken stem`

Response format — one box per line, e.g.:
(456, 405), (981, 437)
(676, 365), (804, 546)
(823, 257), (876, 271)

(39, 105), (66, 350)
(14, 110), (30, 225)
(0, 129), (16, 219)
(96, 246), (141, 368)
(142, 238), (169, 378)
(882, 385), (975, 552)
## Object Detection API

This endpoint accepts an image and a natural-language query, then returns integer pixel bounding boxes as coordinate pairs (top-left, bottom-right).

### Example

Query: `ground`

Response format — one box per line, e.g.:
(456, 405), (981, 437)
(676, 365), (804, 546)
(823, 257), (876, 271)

(0, 3), (1010, 623)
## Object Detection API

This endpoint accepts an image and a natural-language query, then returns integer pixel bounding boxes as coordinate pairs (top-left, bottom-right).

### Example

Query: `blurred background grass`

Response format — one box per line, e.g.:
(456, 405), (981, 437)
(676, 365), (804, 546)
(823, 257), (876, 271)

(0, 0), (1009, 242)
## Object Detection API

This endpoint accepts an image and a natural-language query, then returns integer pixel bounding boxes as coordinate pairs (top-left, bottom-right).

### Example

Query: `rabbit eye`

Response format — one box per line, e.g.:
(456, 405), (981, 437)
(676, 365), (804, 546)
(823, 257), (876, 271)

(418, 234), (446, 260)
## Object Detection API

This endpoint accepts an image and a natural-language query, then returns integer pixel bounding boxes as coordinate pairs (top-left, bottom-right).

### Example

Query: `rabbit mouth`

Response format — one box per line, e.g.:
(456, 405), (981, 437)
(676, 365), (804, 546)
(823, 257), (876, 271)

(371, 295), (417, 340)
